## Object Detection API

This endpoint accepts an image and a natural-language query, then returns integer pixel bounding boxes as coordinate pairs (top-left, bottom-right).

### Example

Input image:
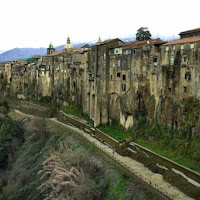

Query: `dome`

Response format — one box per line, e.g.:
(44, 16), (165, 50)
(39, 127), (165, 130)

(64, 36), (73, 50)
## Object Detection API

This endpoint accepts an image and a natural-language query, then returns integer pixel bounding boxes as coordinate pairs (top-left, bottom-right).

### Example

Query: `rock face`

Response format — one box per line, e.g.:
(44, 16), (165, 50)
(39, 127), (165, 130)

(0, 30), (200, 138)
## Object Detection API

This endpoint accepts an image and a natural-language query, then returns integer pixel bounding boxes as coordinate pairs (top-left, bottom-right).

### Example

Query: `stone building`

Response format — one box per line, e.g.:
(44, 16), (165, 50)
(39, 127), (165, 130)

(179, 27), (200, 39)
(47, 42), (55, 55)
(1, 28), (200, 135)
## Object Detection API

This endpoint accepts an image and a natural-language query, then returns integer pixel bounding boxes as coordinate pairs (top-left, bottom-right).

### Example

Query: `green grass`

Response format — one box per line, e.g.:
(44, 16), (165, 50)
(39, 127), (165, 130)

(98, 118), (200, 174)
(98, 121), (133, 141)
(135, 138), (200, 174)
(61, 105), (82, 116)
(24, 98), (53, 108)
(107, 175), (129, 200)
(61, 105), (94, 126)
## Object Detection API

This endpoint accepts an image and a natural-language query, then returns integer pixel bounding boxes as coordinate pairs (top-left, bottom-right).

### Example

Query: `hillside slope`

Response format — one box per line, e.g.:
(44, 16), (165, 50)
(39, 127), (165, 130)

(0, 109), (165, 200)
(0, 48), (46, 62)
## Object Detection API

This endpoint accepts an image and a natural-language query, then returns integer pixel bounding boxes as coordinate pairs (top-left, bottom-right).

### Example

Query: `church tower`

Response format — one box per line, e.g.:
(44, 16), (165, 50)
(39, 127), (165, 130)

(47, 42), (55, 55)
(97, 37), (102, 45)
(63, 36), (73, 52)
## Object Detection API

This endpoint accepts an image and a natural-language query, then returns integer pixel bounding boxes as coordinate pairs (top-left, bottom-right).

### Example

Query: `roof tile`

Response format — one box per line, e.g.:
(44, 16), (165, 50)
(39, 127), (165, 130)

(179, 28), (200, 35)
(163, 37), (200, 46)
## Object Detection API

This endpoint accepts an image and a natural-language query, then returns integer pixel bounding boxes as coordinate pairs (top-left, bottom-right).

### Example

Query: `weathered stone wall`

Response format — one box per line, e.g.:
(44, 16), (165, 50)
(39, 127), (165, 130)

(1, 37), (200, 137)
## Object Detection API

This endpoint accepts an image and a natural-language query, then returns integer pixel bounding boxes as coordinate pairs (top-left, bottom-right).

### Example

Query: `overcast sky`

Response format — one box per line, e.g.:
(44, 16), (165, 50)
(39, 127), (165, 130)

(0, 0), (199, 51)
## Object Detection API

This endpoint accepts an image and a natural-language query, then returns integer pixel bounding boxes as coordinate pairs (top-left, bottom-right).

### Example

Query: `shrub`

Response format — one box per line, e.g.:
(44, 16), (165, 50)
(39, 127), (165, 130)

(38, 142), (101, 200)
(40, 96), (52, 104)
(0, 118), (23, 169)
(0, 100), (9, 111)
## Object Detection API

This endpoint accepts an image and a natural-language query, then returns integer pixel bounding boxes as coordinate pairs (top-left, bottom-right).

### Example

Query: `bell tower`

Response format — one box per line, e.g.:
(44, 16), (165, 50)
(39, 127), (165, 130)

(63, 36), (73, 52)
(47, 42), (55, 55)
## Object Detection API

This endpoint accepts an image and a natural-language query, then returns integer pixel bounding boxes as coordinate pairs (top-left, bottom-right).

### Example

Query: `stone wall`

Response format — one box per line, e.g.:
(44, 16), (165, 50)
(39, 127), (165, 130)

(1, 36), (200, 137)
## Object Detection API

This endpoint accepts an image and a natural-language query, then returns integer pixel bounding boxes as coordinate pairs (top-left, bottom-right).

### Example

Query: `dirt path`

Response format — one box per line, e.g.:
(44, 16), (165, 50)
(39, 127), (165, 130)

(11, 110), (193, 200)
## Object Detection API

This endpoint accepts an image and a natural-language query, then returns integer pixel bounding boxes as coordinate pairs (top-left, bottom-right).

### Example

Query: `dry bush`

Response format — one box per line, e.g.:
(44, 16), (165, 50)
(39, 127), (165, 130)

(8, 137), (23, 163)
(24, 118), (45, 133)
(23, 118), (50, 142)
(0, 106), (7, 114)
(18, 168), (29, 187)
(38, 142), (100, 200)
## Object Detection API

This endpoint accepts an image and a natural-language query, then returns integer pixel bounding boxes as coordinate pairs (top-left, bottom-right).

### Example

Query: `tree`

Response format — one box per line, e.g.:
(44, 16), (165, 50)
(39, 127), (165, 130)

(136, 27), (151, 41)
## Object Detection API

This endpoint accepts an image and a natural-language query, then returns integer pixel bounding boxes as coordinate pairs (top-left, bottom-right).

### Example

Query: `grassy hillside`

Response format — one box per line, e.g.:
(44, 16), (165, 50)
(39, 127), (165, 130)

(0, 111), (165, 200)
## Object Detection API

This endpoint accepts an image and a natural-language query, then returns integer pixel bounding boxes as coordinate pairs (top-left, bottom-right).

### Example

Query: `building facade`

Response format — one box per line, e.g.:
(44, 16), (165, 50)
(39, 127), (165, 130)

(1, 29), (200, 136)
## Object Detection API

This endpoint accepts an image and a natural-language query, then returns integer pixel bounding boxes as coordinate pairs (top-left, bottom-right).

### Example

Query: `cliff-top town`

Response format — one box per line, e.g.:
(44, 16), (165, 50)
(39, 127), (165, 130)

(1, 27), (200, 131)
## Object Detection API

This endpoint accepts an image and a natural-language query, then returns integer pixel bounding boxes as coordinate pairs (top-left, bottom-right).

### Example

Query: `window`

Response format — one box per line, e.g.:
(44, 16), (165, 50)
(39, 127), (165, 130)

(113, 62), (116, 67)
(172, 46), (175, 51)
(133, 49), (136, 54)
(153, 57), (158, 63)
(181, 44), (184, 50)
(104, 53), (106, 60)
(170, 55), (174, 65)
(184, 87), (187, 93)
(168, 71), (174, 79)
(123, 74), (126, 80)
(118, 60), (121, 67)
(122, 60), (126, 67)
(117, 72), (121, 77)
(185, 73), (191, 80)
(146, 72), (148, 77)
(116, 50), (119, 54)
(183, 55), (187, 63)
(190, 43), (194, 49)
(122, 83), (126, 91)
(165, 46), (169, 51)
(110, 49), (114, 55)
(110, 75), (112, 80)
(168, 87), (172, 93)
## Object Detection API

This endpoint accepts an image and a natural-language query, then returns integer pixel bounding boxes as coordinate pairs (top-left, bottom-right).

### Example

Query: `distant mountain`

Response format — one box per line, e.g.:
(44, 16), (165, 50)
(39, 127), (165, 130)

(0, 48), (47, 62)
(0, 43), (91, 63)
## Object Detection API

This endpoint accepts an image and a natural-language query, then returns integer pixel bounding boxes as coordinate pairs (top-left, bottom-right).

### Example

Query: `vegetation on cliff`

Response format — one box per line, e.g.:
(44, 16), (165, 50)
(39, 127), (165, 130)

(98, 114), (200, 173)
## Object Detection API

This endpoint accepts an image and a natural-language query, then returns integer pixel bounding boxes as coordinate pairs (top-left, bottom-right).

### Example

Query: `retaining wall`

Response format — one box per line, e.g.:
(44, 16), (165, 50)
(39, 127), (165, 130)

(9, 102), (200, 186)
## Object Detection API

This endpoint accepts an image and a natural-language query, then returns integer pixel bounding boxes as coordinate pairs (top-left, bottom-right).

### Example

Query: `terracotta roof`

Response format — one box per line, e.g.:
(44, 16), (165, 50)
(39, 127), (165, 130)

(46, 51), (62, 57)
(163, 37), (200, 46)
(110, 41), (134, 49)
(81, 44), (90, 48)
(32, 55), (42, 58)
(123, 39), (164, 50)
(101, 38), (123, 45)
(51, 51), (62, 56)
(179, 27), (200, 35)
